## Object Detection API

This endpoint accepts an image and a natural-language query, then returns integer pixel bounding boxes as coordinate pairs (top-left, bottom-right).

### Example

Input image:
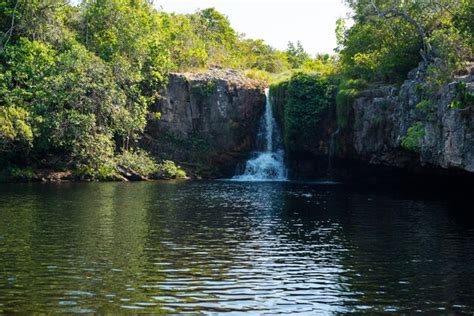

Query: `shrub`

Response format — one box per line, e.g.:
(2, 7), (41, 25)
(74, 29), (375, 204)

(335, 79), (367, 129)
(428, 27), (472, 83)
(175, 168), (187, 178)
(283, 72), (336, 151)
(114, 149), (159, 177)
(450, 81), (474, 109)
(0, 106), (34, 154)
(339, 19), (421, 83)
(0, 166), (36, 181)
(401, 122), (425, 152)
(416, 100), (433, 113)
(156, 160), (187, 179)
(336, 89), (357, 129)
(415, 100), (436, 120)
(191, 80), (216, 98)
(72, 133), (116, 177)
(269, 80), (289, 128)
(245, 69), (272, 82)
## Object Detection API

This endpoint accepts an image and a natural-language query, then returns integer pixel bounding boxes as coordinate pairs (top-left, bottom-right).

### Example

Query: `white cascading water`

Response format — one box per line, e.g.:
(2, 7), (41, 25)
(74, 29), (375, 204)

(232, 89), (288, 181)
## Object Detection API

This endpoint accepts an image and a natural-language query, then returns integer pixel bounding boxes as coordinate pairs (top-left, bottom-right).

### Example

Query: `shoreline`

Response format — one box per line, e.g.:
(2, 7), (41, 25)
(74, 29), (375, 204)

(0, 169), (190, 184)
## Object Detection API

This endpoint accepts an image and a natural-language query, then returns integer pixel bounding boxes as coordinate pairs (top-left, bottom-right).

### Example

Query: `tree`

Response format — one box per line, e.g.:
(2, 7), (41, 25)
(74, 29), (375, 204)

(190, 8), (238, 67)
(0, 105), (33, 155)
(239, 38), (288, 72)
(1, 2), (323, 177)
(0, 0), (70, 52)
(340, 0), (471, 83)
(286, 41), (309, 69)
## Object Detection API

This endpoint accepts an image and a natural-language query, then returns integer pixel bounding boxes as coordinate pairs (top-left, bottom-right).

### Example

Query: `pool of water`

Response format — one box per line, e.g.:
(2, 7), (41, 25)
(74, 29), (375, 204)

(0, 180), (473, 314)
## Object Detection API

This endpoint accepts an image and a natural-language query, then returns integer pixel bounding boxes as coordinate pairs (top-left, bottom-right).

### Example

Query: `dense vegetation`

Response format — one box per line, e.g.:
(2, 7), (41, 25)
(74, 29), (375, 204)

(271, 73), (336, 152)
(339, 0), (473, 84)
(272, 0), (473, 158)
(0, 0), (331, 180)
(0, 0), (472, 180)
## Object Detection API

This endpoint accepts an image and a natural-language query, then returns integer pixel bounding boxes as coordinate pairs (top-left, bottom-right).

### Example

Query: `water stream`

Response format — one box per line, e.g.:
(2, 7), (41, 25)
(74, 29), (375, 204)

(232, 89), (287, 181)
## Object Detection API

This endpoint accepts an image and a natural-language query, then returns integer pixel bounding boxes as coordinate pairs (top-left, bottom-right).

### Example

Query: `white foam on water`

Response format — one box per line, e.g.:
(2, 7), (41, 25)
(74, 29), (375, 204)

(232, 89), (288, 182)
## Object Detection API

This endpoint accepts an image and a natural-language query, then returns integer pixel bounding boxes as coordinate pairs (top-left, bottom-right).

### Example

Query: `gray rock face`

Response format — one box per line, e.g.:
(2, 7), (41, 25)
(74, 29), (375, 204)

(350, 63), (474, 173)
(144, 69), (267, 177)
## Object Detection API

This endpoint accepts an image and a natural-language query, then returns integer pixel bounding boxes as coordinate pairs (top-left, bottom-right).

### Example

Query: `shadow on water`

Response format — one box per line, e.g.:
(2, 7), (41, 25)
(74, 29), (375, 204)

(0, 180), (473, 313)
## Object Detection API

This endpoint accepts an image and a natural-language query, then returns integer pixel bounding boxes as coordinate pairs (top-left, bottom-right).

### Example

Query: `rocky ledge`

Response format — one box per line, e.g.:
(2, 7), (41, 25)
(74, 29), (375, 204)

(142, 69), (267, 178)
(347, 63), (474, 174)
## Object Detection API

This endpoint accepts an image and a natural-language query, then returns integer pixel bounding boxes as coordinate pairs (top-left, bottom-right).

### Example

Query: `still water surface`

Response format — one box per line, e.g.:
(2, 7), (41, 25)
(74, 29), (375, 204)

(0, 181), (473, 314)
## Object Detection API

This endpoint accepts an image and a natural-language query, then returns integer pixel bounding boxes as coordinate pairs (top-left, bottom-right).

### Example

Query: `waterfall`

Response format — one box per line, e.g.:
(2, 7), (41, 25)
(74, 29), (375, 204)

(232, 89), (288, 181)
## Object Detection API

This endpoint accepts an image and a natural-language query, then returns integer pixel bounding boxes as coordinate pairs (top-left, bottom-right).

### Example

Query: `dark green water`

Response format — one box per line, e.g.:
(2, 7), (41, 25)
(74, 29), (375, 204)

(0, 181), (473, 314)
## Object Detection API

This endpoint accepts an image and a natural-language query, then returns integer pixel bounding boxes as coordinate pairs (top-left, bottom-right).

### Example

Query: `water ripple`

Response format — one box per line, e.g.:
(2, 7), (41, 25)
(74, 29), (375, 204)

(0, 181), (473, 314)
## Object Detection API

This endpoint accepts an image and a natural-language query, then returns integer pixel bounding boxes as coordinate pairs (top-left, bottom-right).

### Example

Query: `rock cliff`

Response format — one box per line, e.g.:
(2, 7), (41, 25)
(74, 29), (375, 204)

(270, 63), (474, 179)
(348, 63), (474, 174)
(143, 69), (267, 178)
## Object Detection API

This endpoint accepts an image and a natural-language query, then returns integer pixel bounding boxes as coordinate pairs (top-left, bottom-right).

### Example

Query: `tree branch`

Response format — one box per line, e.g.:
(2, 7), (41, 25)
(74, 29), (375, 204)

(369, 0), (431, 63)
(1, 0), (20, 54)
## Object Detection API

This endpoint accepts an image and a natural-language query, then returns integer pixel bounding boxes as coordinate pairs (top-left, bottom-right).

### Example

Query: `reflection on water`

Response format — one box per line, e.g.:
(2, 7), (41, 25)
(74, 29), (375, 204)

(0, 181), (473, 314)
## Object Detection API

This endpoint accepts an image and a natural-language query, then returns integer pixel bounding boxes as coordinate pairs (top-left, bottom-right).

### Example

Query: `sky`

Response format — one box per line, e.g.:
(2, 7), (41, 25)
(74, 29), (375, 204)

(155, 0), (351, 55)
